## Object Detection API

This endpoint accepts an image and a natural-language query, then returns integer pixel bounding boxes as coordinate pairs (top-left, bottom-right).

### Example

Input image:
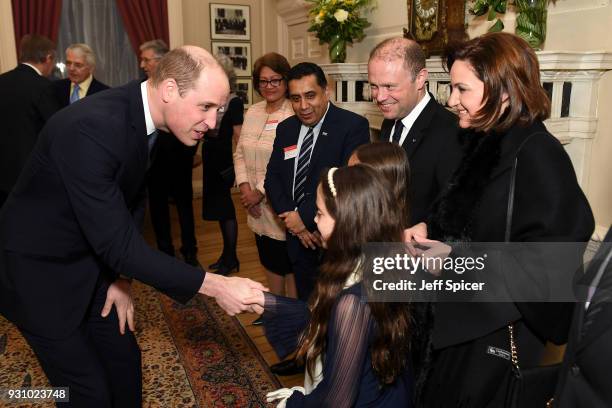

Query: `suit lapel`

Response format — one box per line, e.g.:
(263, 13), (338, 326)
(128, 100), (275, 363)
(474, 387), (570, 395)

(403, 95), (437, 158)
(308, 103), (336, 173)
(285, 117), (302, 191)
(127, 80), (149, 172)
(380, 118), (394, 142)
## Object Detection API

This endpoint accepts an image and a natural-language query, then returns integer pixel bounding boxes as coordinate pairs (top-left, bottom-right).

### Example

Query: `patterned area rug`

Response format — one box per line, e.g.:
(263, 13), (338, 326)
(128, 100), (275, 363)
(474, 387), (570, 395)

(0, 282), (280, 407)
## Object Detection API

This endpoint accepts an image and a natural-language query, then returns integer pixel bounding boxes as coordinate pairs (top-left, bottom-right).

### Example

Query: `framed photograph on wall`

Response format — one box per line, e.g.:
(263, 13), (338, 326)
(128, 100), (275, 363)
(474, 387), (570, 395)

(210, 3), (250, 40)
(212, 41), (252, 77)
(236, 78), (252, 108)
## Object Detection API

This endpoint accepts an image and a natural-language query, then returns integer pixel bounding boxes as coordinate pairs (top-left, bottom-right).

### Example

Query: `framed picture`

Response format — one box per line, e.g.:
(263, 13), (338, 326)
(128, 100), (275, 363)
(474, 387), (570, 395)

(236, 78), (252, 108)
(210, 3), (250, 40)
(212, 41), (252, 77)
(404, 0), (466, 56)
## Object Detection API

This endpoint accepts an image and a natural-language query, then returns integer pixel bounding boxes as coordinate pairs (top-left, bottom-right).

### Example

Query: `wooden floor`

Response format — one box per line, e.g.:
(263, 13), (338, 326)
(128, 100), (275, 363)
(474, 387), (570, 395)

(143, 192), (304, 389)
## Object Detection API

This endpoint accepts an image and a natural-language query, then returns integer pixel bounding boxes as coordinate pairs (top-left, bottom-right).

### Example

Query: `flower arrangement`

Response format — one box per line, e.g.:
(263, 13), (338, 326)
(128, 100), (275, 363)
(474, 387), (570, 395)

(307, 0), (374, 63)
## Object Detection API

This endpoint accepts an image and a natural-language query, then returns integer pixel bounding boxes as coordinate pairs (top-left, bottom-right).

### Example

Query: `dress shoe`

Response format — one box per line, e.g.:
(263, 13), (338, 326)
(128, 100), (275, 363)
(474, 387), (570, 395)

(251, 316), (264, 326)
(183, 253), (201, 268)
(216, 259), (240, 276)
(270, 358), (304, 376)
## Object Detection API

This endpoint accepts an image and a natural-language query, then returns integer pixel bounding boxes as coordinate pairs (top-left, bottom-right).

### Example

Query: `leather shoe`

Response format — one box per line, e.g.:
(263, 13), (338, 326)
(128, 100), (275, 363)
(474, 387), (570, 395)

(270, 358), (304, 376)
(251, 316), (264, 326)
(208, 257), (223, 270)
(216, 259), (240, 276)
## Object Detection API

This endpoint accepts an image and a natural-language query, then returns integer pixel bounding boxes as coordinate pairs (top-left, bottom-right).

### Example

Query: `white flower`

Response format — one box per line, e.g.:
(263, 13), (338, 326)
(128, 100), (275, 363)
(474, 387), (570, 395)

(315, 14), (323, 24)
(334, 9), (349, 22)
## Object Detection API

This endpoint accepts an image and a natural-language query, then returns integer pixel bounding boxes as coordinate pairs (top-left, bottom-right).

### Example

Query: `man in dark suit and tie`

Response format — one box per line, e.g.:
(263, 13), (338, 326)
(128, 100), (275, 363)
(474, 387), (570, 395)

(0, 46), (264, 407)
(554, 226), (612, 407)
(53, 43), (109, 108)
(0, 34), (59, 208)
(368, 37), (463, 226)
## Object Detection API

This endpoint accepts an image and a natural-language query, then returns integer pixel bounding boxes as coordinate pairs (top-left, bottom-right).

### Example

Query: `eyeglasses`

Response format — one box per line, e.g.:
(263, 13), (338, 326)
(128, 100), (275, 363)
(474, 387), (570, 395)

(257, 78), (283, 88)
(141, 57), (161, 63)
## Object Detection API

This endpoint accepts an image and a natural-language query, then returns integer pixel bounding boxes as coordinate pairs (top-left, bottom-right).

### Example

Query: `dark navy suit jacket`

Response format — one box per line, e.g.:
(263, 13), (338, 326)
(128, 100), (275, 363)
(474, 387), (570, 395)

(0, 80), (203, 339)
(53, 76), (110, 109)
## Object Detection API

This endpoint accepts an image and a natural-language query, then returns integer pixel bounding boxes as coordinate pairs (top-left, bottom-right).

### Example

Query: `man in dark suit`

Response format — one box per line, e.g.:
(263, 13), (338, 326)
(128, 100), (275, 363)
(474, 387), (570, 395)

(0, 46), (264, 407)
(53, 43), (109, 108)
(0, 34), (59, 208)
(368, 37), (463, 225)
(141, 39), (199, 266)
(555, 226), (612, 407)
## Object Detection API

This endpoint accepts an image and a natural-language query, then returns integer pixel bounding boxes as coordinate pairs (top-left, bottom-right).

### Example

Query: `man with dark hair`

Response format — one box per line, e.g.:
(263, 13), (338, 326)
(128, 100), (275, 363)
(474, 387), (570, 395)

(0, 34), (59, 207)
(53, 43), (109, 108)
(368, 37), (463, 225)
(140, 39), (199, 266)
(0, 46), (265, 406)
(265, 62), (370, 374)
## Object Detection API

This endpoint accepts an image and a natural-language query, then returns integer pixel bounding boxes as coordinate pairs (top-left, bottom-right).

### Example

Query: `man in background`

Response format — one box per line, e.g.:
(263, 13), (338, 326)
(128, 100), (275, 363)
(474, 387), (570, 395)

(0, 34), (59, 208)
(53, 43), (109, 108)
(141, 39), (199, 266)
(368, 37), (463, 226)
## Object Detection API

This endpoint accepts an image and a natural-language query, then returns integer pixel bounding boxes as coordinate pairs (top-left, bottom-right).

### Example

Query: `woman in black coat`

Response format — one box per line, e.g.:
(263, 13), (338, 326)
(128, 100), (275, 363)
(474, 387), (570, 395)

(406, 32), (595, 407)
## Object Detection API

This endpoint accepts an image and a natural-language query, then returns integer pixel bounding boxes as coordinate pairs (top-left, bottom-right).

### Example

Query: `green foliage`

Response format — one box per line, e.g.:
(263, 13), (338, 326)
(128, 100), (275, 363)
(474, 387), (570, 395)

(307, 0), (374, 45)
(470, 0), (507, 31)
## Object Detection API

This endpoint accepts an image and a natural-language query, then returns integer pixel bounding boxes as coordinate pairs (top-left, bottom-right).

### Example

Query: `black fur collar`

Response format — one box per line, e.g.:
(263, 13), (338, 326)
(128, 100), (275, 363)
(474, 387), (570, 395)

(428, 130), (505, 241)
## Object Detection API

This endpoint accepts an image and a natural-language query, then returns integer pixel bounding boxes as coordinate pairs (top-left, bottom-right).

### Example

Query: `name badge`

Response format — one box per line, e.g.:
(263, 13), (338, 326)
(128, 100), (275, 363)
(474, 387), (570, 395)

(284, 145), (298, 160)
(264, 120), (279, 131)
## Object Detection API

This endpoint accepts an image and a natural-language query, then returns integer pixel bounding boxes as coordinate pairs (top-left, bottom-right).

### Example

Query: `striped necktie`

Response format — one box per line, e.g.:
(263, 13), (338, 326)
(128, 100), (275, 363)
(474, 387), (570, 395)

(70, 83), (80, 104)
(294, 127), (314, 205)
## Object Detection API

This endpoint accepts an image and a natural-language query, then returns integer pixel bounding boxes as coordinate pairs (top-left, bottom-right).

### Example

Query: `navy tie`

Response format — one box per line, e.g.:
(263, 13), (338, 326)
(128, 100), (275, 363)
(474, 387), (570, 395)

(391, 120), (404, 144)
(294, 127), (314, 205)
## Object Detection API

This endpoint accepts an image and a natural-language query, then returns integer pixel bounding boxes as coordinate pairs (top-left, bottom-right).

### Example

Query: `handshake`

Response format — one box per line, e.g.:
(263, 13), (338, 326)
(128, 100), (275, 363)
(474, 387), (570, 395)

(198, 272), (266, 316)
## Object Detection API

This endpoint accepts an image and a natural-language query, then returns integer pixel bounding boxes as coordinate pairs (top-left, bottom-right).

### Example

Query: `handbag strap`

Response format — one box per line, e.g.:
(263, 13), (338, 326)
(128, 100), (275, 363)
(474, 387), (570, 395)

(505, 132), (539, 371)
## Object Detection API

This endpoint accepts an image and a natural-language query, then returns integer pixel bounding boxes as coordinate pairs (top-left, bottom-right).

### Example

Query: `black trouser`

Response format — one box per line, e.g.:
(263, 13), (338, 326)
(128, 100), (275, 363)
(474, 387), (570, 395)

(20, 280), (142, 408)
(147, 135), (197, 257)
(286, 234), (320, 301)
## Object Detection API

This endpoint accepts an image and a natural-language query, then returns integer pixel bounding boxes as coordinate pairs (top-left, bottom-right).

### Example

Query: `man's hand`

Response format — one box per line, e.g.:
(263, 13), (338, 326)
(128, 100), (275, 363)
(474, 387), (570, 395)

(279, 211), (306, 235)
(244, 289), (265, 315)
(101, 278), (135, 335)
(199, 272), (268, 316)
(297, 230), (322, 250)
(410, 237), (452, 277)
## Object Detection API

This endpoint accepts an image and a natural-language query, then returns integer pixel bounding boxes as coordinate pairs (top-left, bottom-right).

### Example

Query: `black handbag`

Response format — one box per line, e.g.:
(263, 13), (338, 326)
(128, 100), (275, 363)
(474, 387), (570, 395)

(503, 133), (559, 408)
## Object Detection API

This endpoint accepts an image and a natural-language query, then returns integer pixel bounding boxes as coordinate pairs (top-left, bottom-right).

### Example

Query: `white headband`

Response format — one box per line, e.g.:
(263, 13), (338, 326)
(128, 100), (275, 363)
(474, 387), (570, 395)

(327, 167), (338, 197)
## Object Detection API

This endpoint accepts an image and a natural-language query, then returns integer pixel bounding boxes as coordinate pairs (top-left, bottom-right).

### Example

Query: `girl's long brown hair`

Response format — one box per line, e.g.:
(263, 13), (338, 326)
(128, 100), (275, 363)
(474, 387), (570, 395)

(296, 165), (412, 385)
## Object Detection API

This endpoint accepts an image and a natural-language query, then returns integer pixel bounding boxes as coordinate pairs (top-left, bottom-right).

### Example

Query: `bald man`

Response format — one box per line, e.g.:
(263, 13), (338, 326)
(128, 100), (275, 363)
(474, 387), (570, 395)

(368, 37), (463, 225)
(0, 46), (264, 407)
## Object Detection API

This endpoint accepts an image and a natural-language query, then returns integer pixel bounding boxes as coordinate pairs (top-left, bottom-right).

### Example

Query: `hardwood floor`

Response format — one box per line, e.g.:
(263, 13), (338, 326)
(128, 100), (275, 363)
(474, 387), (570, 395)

(143, 192), (304, 389)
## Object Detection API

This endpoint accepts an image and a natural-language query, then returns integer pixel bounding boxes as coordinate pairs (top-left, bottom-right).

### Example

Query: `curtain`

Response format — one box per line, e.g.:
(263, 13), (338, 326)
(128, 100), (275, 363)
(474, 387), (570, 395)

(56, 0), (139, 87)
(115, 0), (169, 56)
(12, 0), (62, 52)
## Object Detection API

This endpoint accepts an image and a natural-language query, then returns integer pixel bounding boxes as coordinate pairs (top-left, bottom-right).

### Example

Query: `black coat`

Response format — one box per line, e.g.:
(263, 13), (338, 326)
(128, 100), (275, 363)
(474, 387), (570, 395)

(422, 120), (594, 407)
(0, 64), (59, 195)
(0, 80), (204, 339)
(555, 227), (612, 408)
(53, 77), (110, 108)
(379, 95), (462, 225)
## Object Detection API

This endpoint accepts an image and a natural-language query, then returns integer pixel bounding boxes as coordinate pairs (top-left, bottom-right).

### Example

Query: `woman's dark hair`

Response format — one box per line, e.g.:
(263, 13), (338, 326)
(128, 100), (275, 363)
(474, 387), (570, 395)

(296, 165), (412, 385)
(352, 142), (411, 228)
(444, 32), (550, 133)
(287, 62), (328, 89)
(252, 52), (291, 97)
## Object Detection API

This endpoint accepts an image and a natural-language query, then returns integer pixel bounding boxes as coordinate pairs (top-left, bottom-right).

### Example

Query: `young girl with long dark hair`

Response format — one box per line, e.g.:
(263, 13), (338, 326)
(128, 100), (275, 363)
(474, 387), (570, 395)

(251, 165), (415, 407)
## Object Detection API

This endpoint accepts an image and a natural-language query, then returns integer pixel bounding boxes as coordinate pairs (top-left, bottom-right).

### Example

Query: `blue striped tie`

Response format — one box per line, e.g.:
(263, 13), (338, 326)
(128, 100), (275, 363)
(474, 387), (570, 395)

(294, 127), (314, 205)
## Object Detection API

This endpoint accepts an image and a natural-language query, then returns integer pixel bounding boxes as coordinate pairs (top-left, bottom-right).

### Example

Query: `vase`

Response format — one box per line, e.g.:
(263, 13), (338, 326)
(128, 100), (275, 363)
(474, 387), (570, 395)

(328, 34), (347, 63)
(515, 0), (548, 50)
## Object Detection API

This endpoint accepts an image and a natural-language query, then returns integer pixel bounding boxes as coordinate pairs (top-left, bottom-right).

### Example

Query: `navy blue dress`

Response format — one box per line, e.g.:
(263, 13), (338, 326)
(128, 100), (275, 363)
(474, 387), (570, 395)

(262, 283), (414, 407)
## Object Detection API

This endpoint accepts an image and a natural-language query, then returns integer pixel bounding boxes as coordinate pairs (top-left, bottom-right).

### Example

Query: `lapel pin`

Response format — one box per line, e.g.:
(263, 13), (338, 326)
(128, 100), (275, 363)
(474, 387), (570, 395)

(322, 131), (328, 136)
